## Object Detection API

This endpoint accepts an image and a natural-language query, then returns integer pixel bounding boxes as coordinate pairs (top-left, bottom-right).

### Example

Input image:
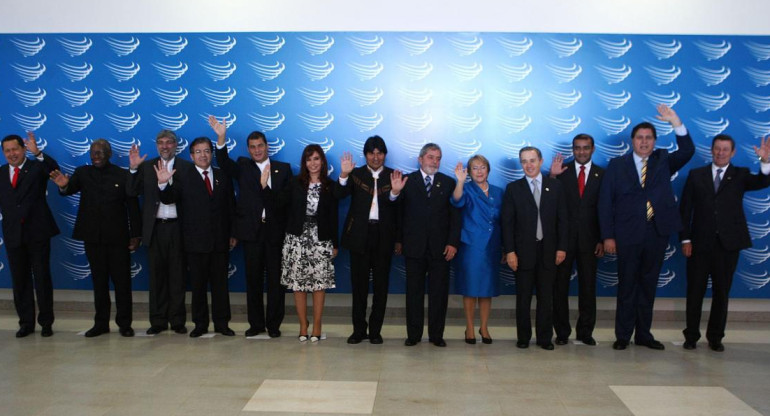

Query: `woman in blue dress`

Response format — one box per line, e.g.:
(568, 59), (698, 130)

(451, 155), (503, 344)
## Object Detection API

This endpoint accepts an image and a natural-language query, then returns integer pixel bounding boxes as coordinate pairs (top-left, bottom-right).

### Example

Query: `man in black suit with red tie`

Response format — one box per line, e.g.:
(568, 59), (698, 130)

(502, 146), (568, 350)
(156, 137), (236, 338)
(0, 132), (59, 338)
(209, 116), (293, 338)
(391, 143), (461, 347)
(549, 134), (604, 346)
(337, 136), (398, 345)
(680, 134), (770, 352)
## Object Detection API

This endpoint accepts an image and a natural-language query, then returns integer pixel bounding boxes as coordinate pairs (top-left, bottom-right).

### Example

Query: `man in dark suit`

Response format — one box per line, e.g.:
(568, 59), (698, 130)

(156, 136), (236, 338)
(337, 136), (398, 345)
(128, 130), (192, 335)
(390, 143), (461, 347)
(598, 104), (695, 350)
(50, 139), (141, 337)
(209, 116), (292, 338)
(680, 134), (770, 352)
(0, 132), (59, 338)
(549, 134), (604, 346)
(502, 146), (568, 350)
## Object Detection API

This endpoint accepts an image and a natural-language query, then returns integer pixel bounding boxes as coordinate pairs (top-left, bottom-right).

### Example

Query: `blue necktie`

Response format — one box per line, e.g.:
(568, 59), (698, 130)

(714, 168), (723, 192)
(425, 175), (432, 197)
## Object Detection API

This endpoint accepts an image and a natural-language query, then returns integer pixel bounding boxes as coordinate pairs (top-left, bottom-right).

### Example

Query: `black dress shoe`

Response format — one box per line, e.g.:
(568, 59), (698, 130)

(636, 339), (665, 350)
(612, 340), (629, 350)
(708, 341), (725, 352)
(580, 336), (597, 346)
(41, 326), (53, 337)
(465, 337), (477, 345)
(245, 327), (265, 337)
(171, 325), (187, 334)
(369, 334), (383, 344)
(404, 338), (419, 346)
(85, 327), (110, 338)
(555, 338), (569, 345)
(539, 342), (555, 350)
(15, 327), (34, 338)
(268, 329), (282, 338)
(430, 338), (447, 347)
(119, 327), (135, 337)
(516, 341), (529, 349)
(146, 326), (167, 335)
(216, 327), (235, 336)
(189, 328), (208, 338)
(347, 333), (365, 344)
(479, 329), (492, 344)
(683, 340), (697, 350)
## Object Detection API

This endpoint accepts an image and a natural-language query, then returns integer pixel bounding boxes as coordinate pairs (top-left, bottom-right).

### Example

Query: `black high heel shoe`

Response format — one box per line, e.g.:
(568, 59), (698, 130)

(479, 329), (492, 344)
(465, 329), (476, 345)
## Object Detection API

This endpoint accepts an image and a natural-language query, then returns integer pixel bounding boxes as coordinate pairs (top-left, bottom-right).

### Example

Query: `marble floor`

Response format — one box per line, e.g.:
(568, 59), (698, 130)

(0, 310), (769, 416)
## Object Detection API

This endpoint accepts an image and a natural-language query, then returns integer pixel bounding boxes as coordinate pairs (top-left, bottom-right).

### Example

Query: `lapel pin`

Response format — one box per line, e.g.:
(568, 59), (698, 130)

(594, 173), (599, 177)
(274, 169), (279, 173)
(545, 187), (550, 192)
(435, 182), (441, 188)
(114, 184), (119, 187)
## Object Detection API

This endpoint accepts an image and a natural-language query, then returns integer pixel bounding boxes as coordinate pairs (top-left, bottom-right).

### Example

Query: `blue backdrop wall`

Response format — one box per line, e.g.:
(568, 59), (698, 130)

(1, 32), (769, 297)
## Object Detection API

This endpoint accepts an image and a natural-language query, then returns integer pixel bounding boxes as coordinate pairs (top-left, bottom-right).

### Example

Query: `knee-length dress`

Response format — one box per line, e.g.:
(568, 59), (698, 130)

(450, 181), (503, 297)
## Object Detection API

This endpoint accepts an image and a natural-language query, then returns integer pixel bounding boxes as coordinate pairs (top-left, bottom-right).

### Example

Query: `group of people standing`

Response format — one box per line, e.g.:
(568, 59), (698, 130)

(2, 104), (769, 352)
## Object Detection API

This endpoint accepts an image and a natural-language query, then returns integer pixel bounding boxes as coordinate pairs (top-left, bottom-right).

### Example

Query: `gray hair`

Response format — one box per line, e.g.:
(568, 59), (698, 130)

(419, 142), (442, 158)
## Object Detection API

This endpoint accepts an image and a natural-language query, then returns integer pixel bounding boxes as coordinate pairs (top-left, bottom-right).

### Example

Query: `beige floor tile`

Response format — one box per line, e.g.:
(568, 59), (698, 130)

(243, 379), (378, 414)
(610, 386), (762, 416)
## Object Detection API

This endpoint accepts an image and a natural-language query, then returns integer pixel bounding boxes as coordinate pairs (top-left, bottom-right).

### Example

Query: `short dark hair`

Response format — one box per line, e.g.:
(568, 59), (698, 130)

(572, 133), (595, 147)
(247, 131), (267, 146)
(363, 135), (387, 156)
(631, 122), (657, 140)
(189, 136), (213, 153)
(519, 146), (542, 160)
(712, 134), (735, 151)
(2, 134), (25, 148)
(156, 129), (177, 143)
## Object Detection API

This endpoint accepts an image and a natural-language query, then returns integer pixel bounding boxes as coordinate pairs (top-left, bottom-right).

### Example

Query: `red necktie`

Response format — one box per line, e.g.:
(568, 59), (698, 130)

(578, 165), (586, 197)
(11, 166), (20, 189)
(203, 170), (213, 196)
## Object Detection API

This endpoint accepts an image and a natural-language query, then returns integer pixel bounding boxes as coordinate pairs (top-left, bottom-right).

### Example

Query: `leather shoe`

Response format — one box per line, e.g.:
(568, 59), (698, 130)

(404, 338), (419, 346)
(612, 340), (629, 350)
(636, 339), (665, 350)
(85, 327), (110, 338)
(580, 336), (597, 346)
(268, 329), (282, 338)
(708, 341), (725, 352)
(555, 337), (568, 345)
(41, 326), (53, 337)
(465, 337), (476, 345)
(189, 328), (208, 338)
(15, 327), (34, 338)
(539, 342), (555, 350)
(216, 327), (235, 336)
(119, 327), (135, 337)
(479, 329), (492, 345)
(516, 340), (529, 349)
(683, 340), (697, 350)
(146, 326), (167, 335)
(171, 325), (187, 334)
(347, 333), (365, 344)
(430, 338), (447, 347)
(245, 327), (265, 337)
(369, 335), (383, 344)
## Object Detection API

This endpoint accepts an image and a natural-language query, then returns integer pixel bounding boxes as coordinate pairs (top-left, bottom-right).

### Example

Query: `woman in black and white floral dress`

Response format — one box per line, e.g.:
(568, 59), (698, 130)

(264, 144), (339, 342)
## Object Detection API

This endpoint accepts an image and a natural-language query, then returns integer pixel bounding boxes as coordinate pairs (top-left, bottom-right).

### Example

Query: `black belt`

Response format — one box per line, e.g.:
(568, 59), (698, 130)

(156, 218), (177, 223)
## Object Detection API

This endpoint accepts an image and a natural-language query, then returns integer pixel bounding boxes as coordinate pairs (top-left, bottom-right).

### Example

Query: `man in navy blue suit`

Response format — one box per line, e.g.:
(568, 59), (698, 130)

(598, 104), (694, 350)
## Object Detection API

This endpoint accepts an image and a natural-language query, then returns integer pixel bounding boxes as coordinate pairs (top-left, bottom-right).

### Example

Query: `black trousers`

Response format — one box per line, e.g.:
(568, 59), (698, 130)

(615, 222), (667, 343)
(84, 242), (132, 329)
(349, 222), (392, 338)
(405, 254), (449, 341)
(147, 220), (186, 328)
(242, 226), (285, 333)
(516, 240), (555, 345)
(187, 251), (231, 331)
(7, 239), (54, 330)
(553, 244), (598, 340)
(683, 240), (739, 343)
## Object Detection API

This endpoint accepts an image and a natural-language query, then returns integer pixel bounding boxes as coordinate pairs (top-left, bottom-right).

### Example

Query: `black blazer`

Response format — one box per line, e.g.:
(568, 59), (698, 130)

(270, 177), (339, 248)
(337, 166), (398, 253)
(680, 163), (770, 252)
(159, 165), (234, 253)
(127, 156), (194, 247)
(501, 175), (568, 270)
(554, 162), (604, 251)
(215, 146), (292, 243)
(61, 163), (141, 244)
(396, 170), (461, 259)
(0, 154), (60, 248)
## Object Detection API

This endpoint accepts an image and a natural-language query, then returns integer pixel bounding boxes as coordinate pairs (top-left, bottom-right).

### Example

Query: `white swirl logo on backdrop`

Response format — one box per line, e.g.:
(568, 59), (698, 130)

(496, 165), (525, 183)
(656, 269), (676, 288)
(249, 36), (285, 56)
(594, 64), (632, 84)
(693, 40), (731, 61)
(12, 112), (47, 131)
(397, 113), (433, 132)
(497, 63), (533, 82)
(745, 195), (770, 214)
(248, 61), (285, 81)
(447, 62), (484, 82)
(104, 87), (141, 107)
(56, 112), (95, 134)
(742, 246), (770, 265)
(545, 115), (581, 134)
(298, 61), (335, 81)
(130, 262), (143, 279)
(297, 35), (335, 55)
(267, 137), (286, 156)
(348, 113), (384, 132)
(152, 36), (188, 56)
(250, 87), (286, 106)
(446, 113), (482, 133)
(200, 61), (237, 81)
(595, 90), (632, 110)
(58, 87), (93, 107)
(57, 36), (92, 57)
(546, 63), (582, 83)
(11, 62), (47, 82)
(57, 161), (78, 176)
(153, 112), (188, 131)
(542, 139), (573, 157)
(497, 36), (533, 57)
(349, 87), (385, 106)
(691, 91), (730, 112)
(58, 212), (77, 228)
(742, 92), (770, 112)
(546, 37), (582, 58)
(200, 36), (237, 56)
(153, 86), (188, 107)
(10, 37), (46, 57)
(645, 39), (682, 60)
(498, 114), (532, 134)
(748, 220), (770, 240)
(495, 138), (530, 158)
(104, 61), (141, 82)
(11, 87), (46, 107)
(737, 270), (770, 290)
(348, 35), (384, 56)
(691, 117), (730, 137)
(104, 36), (141, 56)
(62, 261), (92, 281)
(59, 137), (91, 157)
(109, 137), (140, 157)
(595, 141), (631, 160)
(741, 118), (770, 138)
(450, 89), (483, 107)
(248, 112), (285, 131)
(694, 66), (731, 86)
(595, 115), (632, 135)
(398, 36), (434, 56)
(694, 143), (712, 163)
(398, 62), (434, 82)
(745, 67), (770, 87)
(297, 137), (335, 153)
(104, 112), (141, 132)
(199, 87), (237, 106)
(447, 35), (484, 56)
(744, 41), (770, 61)
(644, 65), (681, 85)
(446, 138), (483, 158)
(297, 112), (335, 132)
(61, 236), (85, 256)
(595, 38), (633, 59)
(201, 112), (236, 129)
(644, 90), (681, 107)
(153, 62), (188, 82)
(347, 61), (384, 81)
(546, 89), (582, 109)
(644, 118), (675, 136)
(398, 88), (433, 107)
(498, 88), (533, 107)
(58, 62), (93, 82)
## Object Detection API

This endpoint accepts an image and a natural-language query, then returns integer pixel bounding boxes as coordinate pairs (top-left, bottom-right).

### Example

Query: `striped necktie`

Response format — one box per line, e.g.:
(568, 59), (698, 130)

(641, 158), (653, 221)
